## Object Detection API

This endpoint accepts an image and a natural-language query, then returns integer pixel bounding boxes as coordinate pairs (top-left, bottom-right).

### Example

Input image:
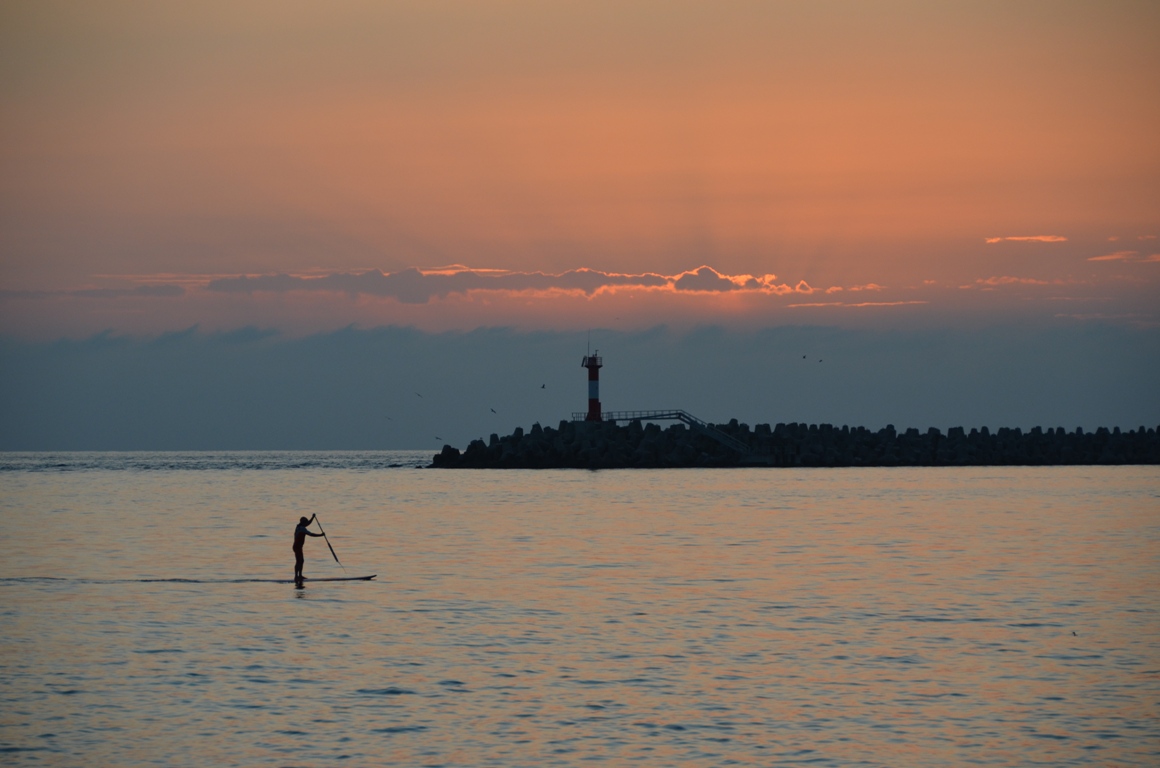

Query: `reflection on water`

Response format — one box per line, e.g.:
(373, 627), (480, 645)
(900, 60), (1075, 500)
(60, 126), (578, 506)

(1, 454), (1157, 766)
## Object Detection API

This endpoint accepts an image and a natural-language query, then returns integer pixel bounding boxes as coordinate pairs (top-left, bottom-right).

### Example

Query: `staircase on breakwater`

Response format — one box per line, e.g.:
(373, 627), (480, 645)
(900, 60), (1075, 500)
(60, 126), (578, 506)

(571, 410), (772, 464)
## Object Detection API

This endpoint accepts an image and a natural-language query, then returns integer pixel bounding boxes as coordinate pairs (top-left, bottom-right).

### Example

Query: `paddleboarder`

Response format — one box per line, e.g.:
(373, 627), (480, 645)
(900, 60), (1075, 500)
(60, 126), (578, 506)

(293, 514), (326, 583)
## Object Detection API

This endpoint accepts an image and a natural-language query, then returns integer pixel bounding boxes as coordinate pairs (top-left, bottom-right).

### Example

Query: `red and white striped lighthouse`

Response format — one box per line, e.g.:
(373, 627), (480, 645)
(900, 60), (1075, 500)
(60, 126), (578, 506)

(581, 352), (603, 421)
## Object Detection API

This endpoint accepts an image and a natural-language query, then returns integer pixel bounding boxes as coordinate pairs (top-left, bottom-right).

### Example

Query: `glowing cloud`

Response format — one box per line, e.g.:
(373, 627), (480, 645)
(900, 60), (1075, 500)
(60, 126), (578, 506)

(962, 276), (1057, 289)
(205, 265), (815, 303)
(789, 300), (926, 308)
(4, 257), (1155, 341)
(672, 266), (757, 292)
(984, 235), (1068, 244)
(208, 267), (666, 303)
(1088, 251), (1139, 262)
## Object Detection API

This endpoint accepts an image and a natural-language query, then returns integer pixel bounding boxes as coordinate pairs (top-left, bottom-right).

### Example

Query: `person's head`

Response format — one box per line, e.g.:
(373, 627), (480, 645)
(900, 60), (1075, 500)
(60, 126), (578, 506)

(299, 516), (310, 525)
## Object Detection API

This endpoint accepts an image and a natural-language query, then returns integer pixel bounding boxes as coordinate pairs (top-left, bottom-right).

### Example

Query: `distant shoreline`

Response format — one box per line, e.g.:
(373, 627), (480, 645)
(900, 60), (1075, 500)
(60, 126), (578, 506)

(432, 420), (1160, 469)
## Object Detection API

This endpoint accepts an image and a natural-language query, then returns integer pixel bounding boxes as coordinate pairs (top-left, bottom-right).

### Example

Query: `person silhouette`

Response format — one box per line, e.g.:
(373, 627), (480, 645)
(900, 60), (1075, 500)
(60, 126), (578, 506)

(293, 514), (325, 583)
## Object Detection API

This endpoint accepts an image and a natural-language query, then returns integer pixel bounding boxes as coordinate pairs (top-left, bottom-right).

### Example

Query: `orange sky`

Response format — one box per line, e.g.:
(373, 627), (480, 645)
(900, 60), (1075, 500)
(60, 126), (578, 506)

(1, 0), (1158, 337)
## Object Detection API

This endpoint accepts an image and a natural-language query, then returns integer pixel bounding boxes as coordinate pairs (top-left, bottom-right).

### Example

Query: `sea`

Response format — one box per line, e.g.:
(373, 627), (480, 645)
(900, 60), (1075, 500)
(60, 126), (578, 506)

(1, 452), (1157, 767)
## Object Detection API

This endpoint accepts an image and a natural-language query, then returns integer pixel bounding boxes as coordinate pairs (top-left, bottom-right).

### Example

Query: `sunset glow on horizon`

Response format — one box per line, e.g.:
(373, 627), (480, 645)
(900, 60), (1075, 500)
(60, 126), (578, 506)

(2, 1), (1157, 340)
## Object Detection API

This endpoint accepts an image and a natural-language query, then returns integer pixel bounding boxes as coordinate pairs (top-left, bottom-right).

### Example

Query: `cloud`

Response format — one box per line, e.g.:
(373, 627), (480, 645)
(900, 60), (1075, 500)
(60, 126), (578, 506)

(0, 285), (185, 299)
(984, 235), (1068, 244)
(823, 282), (881, 295)
(206, 267), (671, 303)
(71, 285), (186, 299)
(1088, 250), (1146, 262)
(672, 266), (755, 292)
(204, 265), (818, 303)
(963, 276), (1056, 289)
(9, 255), (1153, 341)
(0, 265), (933, 338)
(788, 300), (926, 308)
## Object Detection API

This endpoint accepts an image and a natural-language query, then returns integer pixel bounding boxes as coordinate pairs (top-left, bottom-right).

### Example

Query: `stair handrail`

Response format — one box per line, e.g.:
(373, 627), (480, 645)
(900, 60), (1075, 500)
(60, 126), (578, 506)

(571, 409), (753, 455)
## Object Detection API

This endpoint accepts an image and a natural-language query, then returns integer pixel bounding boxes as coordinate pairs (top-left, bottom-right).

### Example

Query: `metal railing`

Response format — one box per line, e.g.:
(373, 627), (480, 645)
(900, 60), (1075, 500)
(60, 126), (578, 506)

(570, 409), (753, 455)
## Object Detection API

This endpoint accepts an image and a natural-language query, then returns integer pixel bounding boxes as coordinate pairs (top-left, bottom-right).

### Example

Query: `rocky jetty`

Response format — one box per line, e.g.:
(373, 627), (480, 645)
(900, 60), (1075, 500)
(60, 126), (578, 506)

(432, 419), (1160, 469)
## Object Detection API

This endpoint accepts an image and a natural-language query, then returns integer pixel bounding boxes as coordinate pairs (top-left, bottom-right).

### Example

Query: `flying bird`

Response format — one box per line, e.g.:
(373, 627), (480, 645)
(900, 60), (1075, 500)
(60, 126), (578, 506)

(490, 408), (497, 414)
(435, 436), (443, 441)
(540, 384), (546, 389)
(802, 355), (806, 359)
(414, 392), (423, 398)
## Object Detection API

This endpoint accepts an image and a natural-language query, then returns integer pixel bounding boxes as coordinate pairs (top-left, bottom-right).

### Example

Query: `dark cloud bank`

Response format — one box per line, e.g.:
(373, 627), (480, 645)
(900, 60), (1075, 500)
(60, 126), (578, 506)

(207, 268), (669, 303)
(204, 265), (775, 303)
(1, 285), (186, 300)
(1, 324), (1157, 451)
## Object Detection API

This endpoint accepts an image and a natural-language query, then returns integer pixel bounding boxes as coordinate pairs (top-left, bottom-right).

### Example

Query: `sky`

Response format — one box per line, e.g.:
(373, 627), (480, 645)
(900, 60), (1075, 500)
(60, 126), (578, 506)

(1, 1), (1158, 447)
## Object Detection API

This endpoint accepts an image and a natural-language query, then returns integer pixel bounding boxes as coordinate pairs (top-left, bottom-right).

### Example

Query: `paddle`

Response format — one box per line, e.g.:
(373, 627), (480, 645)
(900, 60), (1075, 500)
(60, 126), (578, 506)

(313, 515), (347, 573)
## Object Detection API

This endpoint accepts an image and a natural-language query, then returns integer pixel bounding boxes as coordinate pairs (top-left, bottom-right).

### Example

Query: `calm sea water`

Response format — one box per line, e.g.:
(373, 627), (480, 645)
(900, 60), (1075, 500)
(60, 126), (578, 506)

(1, 453), (1157, 767)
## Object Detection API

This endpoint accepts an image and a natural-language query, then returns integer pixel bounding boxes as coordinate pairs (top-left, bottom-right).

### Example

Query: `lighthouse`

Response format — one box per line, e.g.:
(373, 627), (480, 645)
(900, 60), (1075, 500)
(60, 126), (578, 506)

(581, 352), (603, 421)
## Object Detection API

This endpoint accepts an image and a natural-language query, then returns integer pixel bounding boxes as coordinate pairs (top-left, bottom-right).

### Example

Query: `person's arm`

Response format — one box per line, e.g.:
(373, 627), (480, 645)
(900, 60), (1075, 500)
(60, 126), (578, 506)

(306, 529), (325, 537)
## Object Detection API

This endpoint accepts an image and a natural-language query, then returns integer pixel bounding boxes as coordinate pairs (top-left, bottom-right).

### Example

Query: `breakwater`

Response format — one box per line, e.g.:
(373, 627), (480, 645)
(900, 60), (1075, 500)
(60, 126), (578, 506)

(432, 419), (1160, 468)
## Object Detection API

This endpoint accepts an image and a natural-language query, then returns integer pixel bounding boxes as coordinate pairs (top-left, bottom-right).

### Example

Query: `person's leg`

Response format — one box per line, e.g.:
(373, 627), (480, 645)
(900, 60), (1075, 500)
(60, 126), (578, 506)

(294, 550), (304, 580)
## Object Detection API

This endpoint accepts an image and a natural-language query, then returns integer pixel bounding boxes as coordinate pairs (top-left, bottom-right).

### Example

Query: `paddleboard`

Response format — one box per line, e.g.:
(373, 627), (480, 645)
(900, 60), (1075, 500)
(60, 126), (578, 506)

(259, 575), (378, 584)
(5, 576), (380, 584)
(298, 575), (376, 582)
